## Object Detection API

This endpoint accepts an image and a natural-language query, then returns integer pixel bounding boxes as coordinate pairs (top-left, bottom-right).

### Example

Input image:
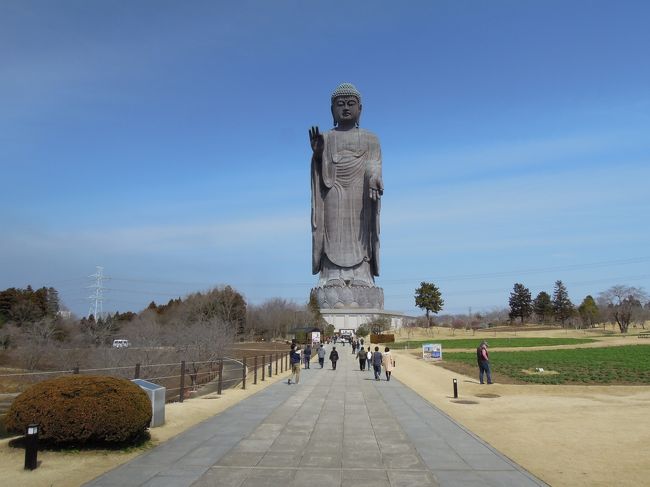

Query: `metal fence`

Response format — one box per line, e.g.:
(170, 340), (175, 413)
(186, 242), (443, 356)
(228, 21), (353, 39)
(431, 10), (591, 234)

(0, 351), (290, 434)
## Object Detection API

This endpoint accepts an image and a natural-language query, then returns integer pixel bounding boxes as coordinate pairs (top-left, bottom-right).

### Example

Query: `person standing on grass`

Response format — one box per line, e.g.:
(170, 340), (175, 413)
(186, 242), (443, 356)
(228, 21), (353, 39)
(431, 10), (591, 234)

(382, 347), (395, 381)
(288, 344), (301, 384)
(476, 341), (492, 384)
(372, 346), (383, 380)
(317, 344), (326, 368)
(357, 346), (367, 370)
(329, 346), (339, 370)
(304, 343), (312, 369)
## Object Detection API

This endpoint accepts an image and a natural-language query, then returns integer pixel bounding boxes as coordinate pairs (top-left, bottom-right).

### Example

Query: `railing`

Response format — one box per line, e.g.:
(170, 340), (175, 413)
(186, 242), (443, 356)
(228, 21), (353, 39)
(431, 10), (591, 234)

(0, 351), (290, 405)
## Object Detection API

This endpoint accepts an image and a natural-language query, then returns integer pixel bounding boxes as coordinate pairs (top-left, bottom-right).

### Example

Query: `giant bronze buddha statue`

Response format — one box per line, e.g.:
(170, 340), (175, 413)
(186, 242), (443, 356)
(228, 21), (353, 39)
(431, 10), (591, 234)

(310, 83), (384, 309)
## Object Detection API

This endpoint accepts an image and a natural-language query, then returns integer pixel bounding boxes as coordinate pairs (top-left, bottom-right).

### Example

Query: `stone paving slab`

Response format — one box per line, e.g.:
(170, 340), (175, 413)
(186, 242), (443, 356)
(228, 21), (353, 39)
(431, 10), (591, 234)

(84, 346), (548, 487)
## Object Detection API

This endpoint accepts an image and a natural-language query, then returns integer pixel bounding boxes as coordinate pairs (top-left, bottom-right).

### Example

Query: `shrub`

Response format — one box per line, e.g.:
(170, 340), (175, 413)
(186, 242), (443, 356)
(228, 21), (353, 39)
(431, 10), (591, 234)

(5, 375), (151, 447)
(371, 333), (395, 343)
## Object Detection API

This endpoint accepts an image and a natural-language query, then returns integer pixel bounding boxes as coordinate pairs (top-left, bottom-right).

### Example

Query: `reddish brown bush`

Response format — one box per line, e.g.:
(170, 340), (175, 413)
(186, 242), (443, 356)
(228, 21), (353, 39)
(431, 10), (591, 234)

(5, 375), (151, 447)
(370, 334), (395, 343)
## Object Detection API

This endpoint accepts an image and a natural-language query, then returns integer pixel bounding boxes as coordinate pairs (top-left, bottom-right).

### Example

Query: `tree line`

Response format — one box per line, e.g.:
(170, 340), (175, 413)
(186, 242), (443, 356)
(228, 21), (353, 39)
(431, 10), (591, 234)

(413, 280), (648, 334)
(508, 281), (648, 333)
(0, 284), (326, 372)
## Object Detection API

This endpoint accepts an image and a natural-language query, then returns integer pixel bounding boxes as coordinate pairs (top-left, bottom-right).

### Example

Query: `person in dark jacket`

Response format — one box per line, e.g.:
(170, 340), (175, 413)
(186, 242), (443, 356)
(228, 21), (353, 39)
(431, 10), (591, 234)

(476, 341), (492, 384)
(372, 346), (383, 380)
(357, 346), (366, 370)
(329, 347), (339, 370)
(288, 344), (301, 384)
(303, 344), (312, 369)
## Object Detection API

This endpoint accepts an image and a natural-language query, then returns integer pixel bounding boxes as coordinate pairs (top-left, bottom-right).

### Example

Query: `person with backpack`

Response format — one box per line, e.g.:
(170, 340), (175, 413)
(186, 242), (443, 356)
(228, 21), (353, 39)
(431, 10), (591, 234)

(288, 344), (301, 384)
(476, 341), (493, 384)
(329, 346), (339, 370)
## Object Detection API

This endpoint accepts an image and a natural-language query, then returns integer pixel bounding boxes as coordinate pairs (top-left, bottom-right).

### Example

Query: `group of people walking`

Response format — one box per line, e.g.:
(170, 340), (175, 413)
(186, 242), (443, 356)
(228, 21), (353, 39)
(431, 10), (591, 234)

(289, 338), (492, 386)
(355, 346), (394, 381)
(288, 341), (395, 385)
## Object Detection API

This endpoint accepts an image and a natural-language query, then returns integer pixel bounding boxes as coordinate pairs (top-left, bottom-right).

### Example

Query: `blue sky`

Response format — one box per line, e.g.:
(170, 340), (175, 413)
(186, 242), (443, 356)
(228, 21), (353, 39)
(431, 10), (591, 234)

(1, 1), (649, 317)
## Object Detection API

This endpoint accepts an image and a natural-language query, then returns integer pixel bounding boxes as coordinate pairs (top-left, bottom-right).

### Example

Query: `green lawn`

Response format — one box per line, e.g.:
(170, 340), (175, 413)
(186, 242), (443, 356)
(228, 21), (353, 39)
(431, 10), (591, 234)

(442, 345), (650, 384)
(392, 337), (596, 349)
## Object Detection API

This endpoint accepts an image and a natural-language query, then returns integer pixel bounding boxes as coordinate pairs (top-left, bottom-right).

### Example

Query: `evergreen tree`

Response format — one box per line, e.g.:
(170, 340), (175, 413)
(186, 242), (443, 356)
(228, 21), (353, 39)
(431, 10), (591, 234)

(308, 290), (325, 327)
(552, 280), (574, 326)
(46, 287), (60, 316)
(533, 291), (553, 324)
(578, 295), (600, 328)
(414, 282), (444, 327)
(509, 283), (532, 325)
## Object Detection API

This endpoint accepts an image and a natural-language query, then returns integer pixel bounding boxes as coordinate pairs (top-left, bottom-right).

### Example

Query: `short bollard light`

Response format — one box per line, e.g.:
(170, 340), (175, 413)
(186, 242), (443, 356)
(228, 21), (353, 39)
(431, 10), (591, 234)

(24, 423), (39, 470)
(268, 362), (272, 377)
(453, 378), (458, 399)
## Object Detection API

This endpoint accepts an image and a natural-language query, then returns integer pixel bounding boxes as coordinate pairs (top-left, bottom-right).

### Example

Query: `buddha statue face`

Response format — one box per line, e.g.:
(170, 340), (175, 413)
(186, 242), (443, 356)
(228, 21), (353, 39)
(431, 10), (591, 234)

(331, 95), (362, 128)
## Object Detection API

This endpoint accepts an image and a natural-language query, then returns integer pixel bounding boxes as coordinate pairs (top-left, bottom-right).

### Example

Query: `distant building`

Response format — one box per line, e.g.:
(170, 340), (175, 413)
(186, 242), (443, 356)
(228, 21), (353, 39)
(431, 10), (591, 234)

(319, 308), (405, 332)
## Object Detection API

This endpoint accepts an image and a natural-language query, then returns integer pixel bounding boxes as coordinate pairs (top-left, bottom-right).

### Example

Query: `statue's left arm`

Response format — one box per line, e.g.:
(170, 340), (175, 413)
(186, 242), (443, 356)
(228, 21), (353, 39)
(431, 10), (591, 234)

(367, 132), (382, 276)
(367, 133), (383, 202)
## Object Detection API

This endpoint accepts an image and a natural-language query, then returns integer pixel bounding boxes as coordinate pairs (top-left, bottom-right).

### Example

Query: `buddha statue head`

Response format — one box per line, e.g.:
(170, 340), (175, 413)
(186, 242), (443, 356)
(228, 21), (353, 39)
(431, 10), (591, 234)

(331, 82), (362, 129)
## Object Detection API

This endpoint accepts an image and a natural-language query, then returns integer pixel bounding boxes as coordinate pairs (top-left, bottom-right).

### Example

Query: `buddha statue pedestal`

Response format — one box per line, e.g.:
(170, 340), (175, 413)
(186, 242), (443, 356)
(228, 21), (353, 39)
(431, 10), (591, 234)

(312, 283), (384, 309)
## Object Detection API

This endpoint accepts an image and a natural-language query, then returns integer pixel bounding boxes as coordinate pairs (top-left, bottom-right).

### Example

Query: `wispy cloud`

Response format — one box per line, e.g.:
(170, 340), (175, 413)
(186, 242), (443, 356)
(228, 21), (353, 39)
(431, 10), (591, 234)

(3, 214), (305, 255)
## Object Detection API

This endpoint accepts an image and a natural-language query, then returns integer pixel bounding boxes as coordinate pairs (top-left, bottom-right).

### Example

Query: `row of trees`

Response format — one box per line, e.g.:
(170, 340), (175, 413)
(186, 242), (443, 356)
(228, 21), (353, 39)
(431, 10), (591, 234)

(509, 281), (648, 333)
(0, 286), (60, 326)
(411, 280), (648, 334)
(0, 283), (330, 370)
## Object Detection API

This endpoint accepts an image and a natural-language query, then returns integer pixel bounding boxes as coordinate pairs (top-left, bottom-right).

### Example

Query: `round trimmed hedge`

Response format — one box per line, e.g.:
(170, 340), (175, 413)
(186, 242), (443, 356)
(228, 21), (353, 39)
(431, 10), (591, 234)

(5, 375), (152, 447)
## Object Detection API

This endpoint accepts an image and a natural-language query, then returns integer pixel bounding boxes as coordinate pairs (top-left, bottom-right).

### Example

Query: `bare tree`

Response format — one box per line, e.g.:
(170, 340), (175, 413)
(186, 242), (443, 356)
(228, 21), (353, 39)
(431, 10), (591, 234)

(598, 285), (648, 333)
(247, 298), (306, 340)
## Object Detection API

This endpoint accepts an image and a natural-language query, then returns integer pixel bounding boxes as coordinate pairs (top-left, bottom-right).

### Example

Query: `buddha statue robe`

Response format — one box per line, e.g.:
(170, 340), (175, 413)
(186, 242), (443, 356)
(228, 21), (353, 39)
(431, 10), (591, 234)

(311, 127), (382, 287)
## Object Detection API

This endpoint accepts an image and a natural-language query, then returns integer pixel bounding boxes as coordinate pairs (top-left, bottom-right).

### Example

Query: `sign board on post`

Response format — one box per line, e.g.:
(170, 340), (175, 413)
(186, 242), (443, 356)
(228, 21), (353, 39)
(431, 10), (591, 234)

(422, 343), (442, 361)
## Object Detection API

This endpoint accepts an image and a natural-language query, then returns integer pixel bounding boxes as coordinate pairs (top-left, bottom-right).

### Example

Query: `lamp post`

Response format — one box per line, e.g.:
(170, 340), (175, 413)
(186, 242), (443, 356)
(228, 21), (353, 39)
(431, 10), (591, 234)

(24, 424), (39, 470)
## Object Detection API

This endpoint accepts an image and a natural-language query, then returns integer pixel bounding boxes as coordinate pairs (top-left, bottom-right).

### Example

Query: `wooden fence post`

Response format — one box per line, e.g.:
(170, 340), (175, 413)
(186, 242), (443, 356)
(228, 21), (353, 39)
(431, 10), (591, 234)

(261, 355), (265, 381)
(218, 359), (223, 395)
(254, 356), (258, 385)
(242, 357), (247, 390)
(179, 360), (186, 403)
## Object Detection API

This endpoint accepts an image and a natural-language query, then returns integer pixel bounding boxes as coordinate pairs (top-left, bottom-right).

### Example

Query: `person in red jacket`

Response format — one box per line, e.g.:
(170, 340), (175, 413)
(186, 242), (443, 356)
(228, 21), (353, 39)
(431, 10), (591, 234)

(476, 341), (493, 384)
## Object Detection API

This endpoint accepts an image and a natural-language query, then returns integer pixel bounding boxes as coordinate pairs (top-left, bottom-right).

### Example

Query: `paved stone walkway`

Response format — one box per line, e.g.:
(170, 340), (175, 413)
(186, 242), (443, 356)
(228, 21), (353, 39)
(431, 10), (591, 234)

(85, 346), (547, 487)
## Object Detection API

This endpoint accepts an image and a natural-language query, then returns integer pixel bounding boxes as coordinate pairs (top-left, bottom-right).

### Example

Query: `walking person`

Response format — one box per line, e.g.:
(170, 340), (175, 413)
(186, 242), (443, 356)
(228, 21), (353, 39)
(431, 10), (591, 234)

(317, 344), (326, 368)
(357, 346), (366, 370)
(372, 346), (383, 381)
(303, 344), (312, 369)
(288, 344), (301, 384)
(476, 341), (493, 384)
(329, 346), (339, 370)
(367, 347), (373, 374)
(382, 347), (395, 381)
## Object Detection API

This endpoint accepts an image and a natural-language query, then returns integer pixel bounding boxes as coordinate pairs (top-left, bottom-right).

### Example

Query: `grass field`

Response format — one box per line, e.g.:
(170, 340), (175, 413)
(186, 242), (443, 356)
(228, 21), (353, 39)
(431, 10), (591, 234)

(442, 345), (650, 384)
(392, 337), (596, 349)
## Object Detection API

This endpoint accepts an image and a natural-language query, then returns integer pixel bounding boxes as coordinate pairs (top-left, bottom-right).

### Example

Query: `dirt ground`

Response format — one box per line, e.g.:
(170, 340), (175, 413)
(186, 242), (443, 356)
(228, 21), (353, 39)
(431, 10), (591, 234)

(1, 326), (648, 486)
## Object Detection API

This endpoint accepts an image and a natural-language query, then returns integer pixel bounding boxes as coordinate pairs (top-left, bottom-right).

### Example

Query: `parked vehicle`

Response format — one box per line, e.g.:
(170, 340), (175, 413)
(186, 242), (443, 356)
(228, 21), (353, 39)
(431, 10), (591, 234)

(112, 339), (130, 348)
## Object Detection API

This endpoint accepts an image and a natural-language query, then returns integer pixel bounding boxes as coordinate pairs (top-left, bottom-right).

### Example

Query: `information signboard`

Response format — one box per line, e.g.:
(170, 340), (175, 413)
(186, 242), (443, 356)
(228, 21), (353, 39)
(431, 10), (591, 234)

(422, 343), (442, 361)
(311, 331), (321, 344)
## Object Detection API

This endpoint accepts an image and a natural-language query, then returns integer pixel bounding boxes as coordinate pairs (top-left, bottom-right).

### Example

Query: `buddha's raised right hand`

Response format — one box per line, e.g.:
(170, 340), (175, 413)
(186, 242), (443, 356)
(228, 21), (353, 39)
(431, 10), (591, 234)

(309, 126), (324, 155)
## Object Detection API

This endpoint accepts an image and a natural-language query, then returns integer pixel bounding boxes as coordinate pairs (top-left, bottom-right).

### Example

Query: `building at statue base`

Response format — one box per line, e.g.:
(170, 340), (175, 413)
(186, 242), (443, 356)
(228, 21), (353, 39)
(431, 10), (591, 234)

(320, 308), (404, 332)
